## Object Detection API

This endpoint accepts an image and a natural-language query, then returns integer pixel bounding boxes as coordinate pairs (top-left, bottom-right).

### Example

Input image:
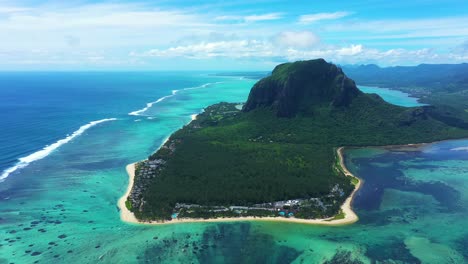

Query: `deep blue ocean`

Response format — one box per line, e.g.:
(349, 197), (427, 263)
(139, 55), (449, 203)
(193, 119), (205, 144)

(0, 72), (231, 181)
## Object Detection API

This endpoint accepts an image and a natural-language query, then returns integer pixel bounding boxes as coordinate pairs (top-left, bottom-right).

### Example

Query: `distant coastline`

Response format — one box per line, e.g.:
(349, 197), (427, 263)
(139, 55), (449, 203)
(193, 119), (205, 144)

(117, 120), (362, 225)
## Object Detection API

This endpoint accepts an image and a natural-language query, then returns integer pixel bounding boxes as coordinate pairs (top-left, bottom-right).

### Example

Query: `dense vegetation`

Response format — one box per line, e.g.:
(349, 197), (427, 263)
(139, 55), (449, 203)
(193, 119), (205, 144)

(244, 59), (361, 117)
(132, 59), (468, 221)
(343, 63), (468, 127)
(342, 63), (468, 92)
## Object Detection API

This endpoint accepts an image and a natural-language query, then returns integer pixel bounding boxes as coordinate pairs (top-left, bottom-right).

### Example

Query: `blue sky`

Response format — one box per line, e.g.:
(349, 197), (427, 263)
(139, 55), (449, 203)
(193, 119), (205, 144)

(0, 0), (467, 70)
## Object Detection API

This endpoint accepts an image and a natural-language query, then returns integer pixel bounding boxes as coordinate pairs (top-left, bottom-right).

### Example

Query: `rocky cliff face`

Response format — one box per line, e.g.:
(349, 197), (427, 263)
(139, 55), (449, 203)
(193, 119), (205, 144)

(242, 59), (362, 117)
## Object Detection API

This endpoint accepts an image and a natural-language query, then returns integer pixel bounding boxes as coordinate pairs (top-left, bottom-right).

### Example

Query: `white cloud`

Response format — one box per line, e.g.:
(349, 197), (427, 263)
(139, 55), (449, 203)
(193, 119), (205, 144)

(274, 31), (320, 48)
(324, 17), (468, 39)
(244, 13), (283, 22)
(214, 13), (283, 23)
(134, 40), (364, 61)
(133, 40), (364, 62)
(134, 40), (275, 59)
(214, 15), (241, 21)
(284, 46), (440, 65)
(284, 45), (363, 61)
(0, 5), (207, 30)
(0, 1), (466, 69)
(0, 1), (217, 62)
(299, 12), (350, 24)
(337, 44), (363, 56)
(133, 40), (468, 66)
(0, 6), (30, 13)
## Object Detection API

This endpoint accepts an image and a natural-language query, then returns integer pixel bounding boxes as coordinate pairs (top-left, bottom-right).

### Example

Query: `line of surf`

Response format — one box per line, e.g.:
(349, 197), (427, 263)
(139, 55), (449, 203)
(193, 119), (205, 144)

(0, 118), (117, 182)
(128, 82), (223, 116)
(451, 146), (468, 151)
(128, 90), (178, 116)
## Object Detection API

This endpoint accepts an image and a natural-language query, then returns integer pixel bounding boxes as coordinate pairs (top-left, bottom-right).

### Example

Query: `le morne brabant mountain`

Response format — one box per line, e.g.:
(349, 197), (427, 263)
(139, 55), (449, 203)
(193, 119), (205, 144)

(126, 59), (468, 221)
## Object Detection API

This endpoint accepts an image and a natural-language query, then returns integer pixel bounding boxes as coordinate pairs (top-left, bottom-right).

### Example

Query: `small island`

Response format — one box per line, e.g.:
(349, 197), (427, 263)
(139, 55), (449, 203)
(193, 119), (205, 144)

(119, 59), (468, 225)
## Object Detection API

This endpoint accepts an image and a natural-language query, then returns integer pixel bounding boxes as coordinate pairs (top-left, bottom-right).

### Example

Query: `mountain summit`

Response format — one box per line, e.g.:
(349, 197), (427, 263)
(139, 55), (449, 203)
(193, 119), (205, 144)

(243, 59), (362, 117)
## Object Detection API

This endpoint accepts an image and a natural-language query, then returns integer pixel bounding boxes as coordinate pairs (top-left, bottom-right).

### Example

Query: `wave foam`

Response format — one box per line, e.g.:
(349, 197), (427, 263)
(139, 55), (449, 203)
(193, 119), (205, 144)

(128, 90), (179, 116)
(183, 81), (222, 91)
(0, 118), (117, 182)
(128, 82), (223, 116)
(451, 146), (468, 151)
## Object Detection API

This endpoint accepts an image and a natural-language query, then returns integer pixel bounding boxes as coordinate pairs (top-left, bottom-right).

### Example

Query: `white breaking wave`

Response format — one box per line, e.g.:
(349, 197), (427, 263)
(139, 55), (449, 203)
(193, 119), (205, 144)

(128, 82), (223, 116)
(183, 81), (222, 91)
(128, 90), (178, 116)
(451, 147), (468, 151)
(0, 118), (117, 182)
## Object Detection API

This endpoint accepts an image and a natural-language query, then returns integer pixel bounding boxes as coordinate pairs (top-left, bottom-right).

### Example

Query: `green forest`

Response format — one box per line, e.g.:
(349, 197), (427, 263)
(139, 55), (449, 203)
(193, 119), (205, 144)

(343, 63), (468, 127)
(131, 59), (468, 221)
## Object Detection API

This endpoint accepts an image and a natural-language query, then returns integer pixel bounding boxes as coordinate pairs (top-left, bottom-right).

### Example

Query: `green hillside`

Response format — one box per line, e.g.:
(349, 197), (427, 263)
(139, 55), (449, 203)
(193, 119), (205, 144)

(128, 59), (468, 221)
(343, 63), (468, 127)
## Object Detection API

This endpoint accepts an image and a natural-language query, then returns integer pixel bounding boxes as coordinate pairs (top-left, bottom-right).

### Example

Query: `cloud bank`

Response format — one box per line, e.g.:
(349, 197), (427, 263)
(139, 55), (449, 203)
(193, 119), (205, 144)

(0, 1), (467, 69)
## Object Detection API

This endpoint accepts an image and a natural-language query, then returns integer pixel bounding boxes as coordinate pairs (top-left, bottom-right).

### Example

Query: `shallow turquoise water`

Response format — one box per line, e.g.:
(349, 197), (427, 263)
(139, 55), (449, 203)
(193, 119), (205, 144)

(0, 73), (467, 263)
(358, 85), (426, 107)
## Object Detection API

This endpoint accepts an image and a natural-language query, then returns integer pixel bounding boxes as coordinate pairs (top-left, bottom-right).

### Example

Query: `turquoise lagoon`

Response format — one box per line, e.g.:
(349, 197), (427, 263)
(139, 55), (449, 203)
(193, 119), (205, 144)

(358, 85), (426, 107)
(0, 73), (466, 263)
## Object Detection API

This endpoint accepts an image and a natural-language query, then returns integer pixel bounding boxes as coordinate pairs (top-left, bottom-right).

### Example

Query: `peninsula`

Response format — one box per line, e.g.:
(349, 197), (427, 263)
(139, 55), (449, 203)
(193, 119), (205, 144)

(119, 59), (468, 224)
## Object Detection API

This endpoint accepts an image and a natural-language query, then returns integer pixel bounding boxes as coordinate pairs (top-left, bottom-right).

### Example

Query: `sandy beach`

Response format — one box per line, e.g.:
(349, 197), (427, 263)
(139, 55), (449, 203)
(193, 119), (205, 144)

(118, 163), (139, 223)
(117, 146), (362, 226)
(335, 147), (361, 224)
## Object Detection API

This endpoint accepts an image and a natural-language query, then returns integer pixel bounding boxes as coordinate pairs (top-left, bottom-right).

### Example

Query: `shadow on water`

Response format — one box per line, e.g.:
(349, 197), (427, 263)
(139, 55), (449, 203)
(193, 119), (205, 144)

(365, 237), (421, 263)
(353, 152), (460, 214)
(141, 223), (302, 264)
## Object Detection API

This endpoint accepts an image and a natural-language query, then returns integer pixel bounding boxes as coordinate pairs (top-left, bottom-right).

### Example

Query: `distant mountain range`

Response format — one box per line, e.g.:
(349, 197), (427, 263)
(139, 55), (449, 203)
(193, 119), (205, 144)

(343, 63), (468, 127)
(342, 63), (468, 93)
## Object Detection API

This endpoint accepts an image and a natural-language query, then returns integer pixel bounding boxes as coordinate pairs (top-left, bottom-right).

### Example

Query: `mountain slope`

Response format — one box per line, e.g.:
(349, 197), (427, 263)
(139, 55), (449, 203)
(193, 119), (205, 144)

(243, 59), (362, 117)
(128, 59), (468, 221)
